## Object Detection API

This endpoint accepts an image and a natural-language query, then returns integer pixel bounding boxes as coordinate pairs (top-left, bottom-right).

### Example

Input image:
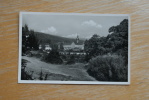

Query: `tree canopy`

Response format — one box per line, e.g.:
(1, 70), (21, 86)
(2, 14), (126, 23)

(22, 24), (39, 54)
(84, 19), (128, 64)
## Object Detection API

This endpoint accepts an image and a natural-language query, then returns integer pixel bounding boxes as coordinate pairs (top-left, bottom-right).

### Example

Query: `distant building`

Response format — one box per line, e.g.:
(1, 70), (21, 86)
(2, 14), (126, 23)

(39, 43), (52, 51)
(63, 42), (84, 51)
(63, 35), (84, 51)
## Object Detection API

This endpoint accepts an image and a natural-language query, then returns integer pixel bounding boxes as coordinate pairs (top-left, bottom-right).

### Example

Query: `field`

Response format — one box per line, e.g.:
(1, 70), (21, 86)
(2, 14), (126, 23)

(22, 56), (96, 81)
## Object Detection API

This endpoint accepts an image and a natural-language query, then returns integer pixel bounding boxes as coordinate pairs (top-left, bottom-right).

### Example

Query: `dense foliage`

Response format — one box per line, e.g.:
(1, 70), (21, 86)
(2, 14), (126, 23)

(87, 55), (128, 81)
(22, 25), (39, 54)
(44, 50), (63, 64)
(21, 59), (33, 80)
(86, 19), (128, 81)
(84, 19), (128, 64)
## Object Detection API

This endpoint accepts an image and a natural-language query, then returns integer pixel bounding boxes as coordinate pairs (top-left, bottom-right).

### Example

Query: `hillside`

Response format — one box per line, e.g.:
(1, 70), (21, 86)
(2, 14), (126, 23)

(34, 32), (84, 44)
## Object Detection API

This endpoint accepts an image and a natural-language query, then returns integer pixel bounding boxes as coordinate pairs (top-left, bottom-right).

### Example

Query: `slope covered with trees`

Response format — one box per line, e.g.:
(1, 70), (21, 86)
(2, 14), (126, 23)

(34, 32), (84, 44)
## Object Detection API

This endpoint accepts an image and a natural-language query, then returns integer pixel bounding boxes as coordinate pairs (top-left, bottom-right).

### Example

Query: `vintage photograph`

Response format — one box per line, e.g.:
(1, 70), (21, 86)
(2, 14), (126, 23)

(18, 12), (130, 84)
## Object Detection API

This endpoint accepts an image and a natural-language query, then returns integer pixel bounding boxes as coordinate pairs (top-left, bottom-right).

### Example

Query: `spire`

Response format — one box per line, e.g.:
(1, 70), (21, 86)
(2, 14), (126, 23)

(76, 33), (79, 43)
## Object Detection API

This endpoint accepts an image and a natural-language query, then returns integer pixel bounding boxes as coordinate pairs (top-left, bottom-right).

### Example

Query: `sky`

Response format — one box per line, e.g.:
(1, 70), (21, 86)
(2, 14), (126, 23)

(22, 13), (128, 39)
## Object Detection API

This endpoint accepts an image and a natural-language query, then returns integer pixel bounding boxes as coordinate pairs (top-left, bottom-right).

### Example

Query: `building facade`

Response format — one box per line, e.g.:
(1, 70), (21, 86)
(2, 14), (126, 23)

(39, 43), (52, 51)
(63, 35), (84, 51)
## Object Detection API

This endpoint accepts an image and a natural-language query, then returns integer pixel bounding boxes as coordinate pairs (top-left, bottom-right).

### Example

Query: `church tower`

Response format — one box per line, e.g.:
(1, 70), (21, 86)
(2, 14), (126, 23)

(76, 34), (79, 43)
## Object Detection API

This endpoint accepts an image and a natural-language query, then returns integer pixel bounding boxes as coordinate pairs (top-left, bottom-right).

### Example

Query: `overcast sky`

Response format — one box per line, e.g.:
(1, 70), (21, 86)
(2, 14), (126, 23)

(22, 13), (128, 39)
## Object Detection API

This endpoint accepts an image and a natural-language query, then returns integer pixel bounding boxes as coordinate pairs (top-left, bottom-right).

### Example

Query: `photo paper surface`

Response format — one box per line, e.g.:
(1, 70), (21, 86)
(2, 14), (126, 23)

(18, 12), (130, 85)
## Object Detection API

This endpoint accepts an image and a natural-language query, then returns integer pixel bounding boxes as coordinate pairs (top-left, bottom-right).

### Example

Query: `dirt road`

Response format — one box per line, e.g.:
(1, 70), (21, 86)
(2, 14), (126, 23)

(22, 56), (96, 81)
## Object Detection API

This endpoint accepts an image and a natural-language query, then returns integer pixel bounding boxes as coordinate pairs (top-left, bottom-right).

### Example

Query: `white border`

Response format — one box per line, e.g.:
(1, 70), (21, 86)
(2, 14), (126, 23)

(18, 12), (130, 85)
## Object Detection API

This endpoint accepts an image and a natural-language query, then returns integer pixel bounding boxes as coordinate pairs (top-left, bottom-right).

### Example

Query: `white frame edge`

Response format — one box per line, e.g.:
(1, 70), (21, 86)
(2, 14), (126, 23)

(18, 12), (131, 85)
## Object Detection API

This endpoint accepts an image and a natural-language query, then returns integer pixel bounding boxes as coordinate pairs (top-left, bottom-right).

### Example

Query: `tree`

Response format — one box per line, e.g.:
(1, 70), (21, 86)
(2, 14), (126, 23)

(28, 30), (39, 50)
(87, 55), (128, 82)
(66, 55), (76, 64)
(84, 34), (107, 61)
(108, 19), (128, 65)
(22, 24), (30, 54)
(84, 19), (128, 63)
(45, 50), (63, 64)
(50, 43), (58, 51)
(86, 19), (129, 81)
(22, 25), (39, 54)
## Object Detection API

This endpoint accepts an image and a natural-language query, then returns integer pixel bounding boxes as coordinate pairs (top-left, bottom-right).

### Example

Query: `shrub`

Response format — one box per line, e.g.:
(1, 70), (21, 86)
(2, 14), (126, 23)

(21, 59), (33, 80)
(66, 60), (75, 64)
(66, 55), (75, 64)
(87, 55), (128, 82)
(31, 53), (42, 58)
(44, 50), (63, 64)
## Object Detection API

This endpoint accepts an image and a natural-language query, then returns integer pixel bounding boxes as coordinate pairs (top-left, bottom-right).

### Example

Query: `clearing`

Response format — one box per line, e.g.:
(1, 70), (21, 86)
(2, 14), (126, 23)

(22, 56), (96, 81)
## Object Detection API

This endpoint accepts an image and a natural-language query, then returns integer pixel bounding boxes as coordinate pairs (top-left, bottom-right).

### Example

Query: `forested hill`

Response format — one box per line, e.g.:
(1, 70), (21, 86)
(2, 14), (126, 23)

(34, 32), (84, 44)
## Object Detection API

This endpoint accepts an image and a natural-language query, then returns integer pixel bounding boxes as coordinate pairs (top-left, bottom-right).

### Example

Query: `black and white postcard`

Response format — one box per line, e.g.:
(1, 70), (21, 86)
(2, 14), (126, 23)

(18, 12), (130, 85)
